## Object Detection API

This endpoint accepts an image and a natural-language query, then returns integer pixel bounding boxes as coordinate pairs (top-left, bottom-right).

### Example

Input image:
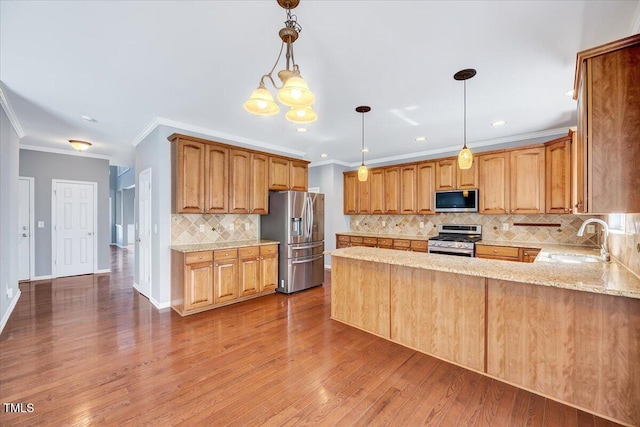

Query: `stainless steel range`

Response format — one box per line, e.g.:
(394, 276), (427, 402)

(427, 224), (482, 257)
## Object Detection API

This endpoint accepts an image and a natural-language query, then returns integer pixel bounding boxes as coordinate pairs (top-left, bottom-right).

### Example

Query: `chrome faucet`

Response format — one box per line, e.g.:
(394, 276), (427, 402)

(577, 218), (610, 261)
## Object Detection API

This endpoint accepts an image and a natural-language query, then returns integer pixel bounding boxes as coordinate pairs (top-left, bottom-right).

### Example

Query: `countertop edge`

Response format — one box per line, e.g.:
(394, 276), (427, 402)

(171, 240), (280, 253)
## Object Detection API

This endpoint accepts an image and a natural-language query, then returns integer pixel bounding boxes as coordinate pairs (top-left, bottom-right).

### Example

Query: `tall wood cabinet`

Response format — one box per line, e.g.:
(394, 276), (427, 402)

(384, 167), (400, 214)
(573, 34), (640, 213)
(417, 162), (436, 214)
(370, 169), (385, 214)
(435, 158), (478, 191)
(268, 157), (309, 191)
(400, 165), (417, 214)
(545, 135), (572, 214)
(172, 138), (206, 213)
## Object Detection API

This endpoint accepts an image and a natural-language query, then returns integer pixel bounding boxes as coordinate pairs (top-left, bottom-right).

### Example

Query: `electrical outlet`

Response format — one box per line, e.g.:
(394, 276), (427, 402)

(244, 223), (250, 231)
(419, 222), (424, 229)
(229, 223), (235, 231)
(502, 223), (509, 231)
(586, 224), (596, 233)
(38, 221), (44, 228)
(199, 225), (205, 232)
(6, 287), (13, 299)
(382, 221), (386, 227)
(355, 220), (360, 226)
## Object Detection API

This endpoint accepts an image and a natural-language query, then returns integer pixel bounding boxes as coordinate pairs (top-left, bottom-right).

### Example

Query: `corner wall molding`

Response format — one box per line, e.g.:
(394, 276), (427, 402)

(0, 290), (21, 335)
(0, 82), (25, 138)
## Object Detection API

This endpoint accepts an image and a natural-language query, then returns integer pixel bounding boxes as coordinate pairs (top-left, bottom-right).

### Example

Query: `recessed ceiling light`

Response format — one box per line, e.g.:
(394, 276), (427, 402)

(320, 153), (328, 158)
(296, 127), (307, 133)
(80, 115), (96, 122)
(361, 147), (369, 153)
(491, 120), (506, 127)
(564, 90), (574, 97)
(415, 137), (426, 142)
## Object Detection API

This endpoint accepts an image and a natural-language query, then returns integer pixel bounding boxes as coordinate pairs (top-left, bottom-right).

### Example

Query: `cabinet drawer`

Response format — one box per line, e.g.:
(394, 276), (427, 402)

(239, 246), (260, 259)
(337, 241), (350, 249)
(185, 251), (213, 264)
(260, 244), (278, 256)
(378, 238), (393, 248)
(410, 240), (428, 252)
(476, 244), (519, 259)
(363, 237), (378, 246)
(350, 237), (363, 244)
(337, 235), (350, 242)
(214, 249), (238, 261)
(393, 239), (411, 249)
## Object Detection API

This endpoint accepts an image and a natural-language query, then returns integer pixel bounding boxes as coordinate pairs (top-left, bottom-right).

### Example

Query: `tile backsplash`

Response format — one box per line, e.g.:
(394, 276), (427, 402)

(608, 214), (640, 277)
(171, 214), (259, 245)
(349, 213), (602, 247)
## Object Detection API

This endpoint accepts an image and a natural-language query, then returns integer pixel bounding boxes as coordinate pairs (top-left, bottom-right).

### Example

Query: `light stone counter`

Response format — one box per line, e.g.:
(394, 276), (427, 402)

(171, 239), (279, 253)
(326, 245), (640, 299)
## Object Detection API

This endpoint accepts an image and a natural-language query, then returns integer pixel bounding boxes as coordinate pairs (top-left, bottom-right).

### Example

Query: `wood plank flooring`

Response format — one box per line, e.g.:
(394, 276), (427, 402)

(0, 246), (623, 426)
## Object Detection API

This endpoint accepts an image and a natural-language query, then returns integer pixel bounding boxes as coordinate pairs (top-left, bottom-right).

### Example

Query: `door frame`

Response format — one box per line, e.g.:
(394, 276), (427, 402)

(19, 176), (35, 281)
(51, 179), (98, 278)
(136, 168), (152, 299)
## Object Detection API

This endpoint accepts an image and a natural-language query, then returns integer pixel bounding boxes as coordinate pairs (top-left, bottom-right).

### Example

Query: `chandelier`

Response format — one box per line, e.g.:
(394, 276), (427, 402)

(356, 106), (371, 181)
(243, 0), (317, 123)
(454, 68), (476, 170)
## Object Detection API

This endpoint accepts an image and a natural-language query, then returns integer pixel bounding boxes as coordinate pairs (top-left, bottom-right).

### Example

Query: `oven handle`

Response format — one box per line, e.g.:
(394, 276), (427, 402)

(428, 247), (474, 256)
(290, 254), (324, 265)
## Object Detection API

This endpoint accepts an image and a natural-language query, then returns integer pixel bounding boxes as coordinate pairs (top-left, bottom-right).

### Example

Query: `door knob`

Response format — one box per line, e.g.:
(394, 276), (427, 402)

(22, 233), (27, 237)
(88, 232), (93, 236)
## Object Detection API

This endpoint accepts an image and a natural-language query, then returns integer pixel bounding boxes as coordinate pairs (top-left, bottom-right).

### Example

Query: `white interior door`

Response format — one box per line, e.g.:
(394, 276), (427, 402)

(18, 177), (34, 281)
(137, 168), (151, 298)
(53, 180), (96, 277)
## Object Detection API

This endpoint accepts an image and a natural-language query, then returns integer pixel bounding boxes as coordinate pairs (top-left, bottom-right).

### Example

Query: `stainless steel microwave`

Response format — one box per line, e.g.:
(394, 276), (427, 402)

(434, 189), (479, 213)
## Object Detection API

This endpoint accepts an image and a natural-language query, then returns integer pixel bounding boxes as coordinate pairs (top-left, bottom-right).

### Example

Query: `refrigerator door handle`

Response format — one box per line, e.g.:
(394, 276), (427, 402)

(291, 242), (324, 250)
(290, 254), (324, 265)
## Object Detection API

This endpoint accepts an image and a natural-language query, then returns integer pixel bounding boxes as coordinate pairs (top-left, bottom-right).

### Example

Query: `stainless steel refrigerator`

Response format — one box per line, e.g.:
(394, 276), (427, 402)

(260, 191), (325, 294)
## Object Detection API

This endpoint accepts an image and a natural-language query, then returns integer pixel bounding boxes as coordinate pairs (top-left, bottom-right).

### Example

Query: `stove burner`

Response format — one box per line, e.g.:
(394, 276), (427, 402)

(427, 224), (482, 256)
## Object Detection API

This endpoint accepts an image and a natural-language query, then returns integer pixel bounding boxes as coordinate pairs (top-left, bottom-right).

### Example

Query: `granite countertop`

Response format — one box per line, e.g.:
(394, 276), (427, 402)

(326, 245), (640, 299)
(171, 239), (279, 253)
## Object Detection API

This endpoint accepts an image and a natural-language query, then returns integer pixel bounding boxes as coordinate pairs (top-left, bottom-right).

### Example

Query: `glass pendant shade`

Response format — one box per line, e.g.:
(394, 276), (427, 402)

(243, 83), (280, 115)
(277, 74), (315, 107)
(285, 106), (318, 123)
(69, 140), (92, 151)
(358, 164), (369, 181)
(458, 146), (473, 169)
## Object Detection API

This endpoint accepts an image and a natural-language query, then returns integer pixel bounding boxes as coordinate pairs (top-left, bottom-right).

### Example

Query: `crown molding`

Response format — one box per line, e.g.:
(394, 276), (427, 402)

(0, 82), (25, 138)
(19, 144), (112, 162)
(308, 159), (351, 168)
(131, 117), (306, 158)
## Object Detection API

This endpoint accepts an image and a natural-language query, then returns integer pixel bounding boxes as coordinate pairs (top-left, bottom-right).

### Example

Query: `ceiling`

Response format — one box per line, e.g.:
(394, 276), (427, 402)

(1, 1), (639, 168)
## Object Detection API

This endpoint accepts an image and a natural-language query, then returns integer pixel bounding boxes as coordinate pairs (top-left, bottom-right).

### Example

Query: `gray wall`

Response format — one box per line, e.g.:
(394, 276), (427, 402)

(123, 188), (135, 245)
(0, 107), (21, 331)
(19, 150), (111, 277)
(134, 126), (172, 307)
(308, 163), (350, 267)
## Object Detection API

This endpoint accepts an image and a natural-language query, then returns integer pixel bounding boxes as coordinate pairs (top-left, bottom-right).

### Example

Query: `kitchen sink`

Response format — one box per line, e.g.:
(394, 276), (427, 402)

(538, 253), (600, 263)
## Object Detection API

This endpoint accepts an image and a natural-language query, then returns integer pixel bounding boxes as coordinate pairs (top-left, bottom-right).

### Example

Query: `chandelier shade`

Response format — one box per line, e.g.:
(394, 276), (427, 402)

(285, 105), (318, 123)
(454, 68), (476, 170)
(277, 70), (315, 107)
(243, 82), (280, 115)
(356, 105), (371, 182)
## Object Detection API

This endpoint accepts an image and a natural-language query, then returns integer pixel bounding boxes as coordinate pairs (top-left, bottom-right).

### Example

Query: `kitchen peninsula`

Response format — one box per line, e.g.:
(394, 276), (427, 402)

(327, 246), (640, 426)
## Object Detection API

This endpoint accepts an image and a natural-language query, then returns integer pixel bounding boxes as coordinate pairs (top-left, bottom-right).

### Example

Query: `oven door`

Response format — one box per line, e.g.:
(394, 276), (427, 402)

(427, 247), (474, 257)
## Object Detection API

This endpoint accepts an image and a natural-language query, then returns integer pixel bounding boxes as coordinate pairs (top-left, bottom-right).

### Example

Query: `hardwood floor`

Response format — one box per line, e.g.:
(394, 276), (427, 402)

(0, 246), (622, 426)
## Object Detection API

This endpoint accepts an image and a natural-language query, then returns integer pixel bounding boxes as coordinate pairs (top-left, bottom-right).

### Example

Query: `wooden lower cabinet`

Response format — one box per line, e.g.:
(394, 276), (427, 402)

(171, 244), (278, 316)
(476, 244), (541, 262)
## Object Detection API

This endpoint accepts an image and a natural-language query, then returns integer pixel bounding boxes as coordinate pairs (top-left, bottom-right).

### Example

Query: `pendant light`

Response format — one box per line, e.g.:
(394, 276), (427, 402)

(454, 68), (476, 170)
(356, 106), (371, 181)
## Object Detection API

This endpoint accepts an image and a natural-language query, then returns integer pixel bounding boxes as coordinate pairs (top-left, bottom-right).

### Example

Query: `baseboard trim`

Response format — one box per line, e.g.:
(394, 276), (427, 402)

(150, 296), (170, 310)
(324, 264), (331, 269)
(31, 275), (52, 281)
(96, 269), (111, 274)
(0, 290), (21, 335)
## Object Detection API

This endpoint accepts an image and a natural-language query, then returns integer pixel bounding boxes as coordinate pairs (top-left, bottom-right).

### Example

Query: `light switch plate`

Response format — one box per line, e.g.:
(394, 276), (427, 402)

(199, 225), (205, 232)
(586, 224), (596, 233)
(502, 223), (509, 231)
(244, 223), (250, 231)
(419, 222), (424, 229)
(382, 221), (386, 227)
(38, 221), (44, 228)
(229, 223), (235, 231)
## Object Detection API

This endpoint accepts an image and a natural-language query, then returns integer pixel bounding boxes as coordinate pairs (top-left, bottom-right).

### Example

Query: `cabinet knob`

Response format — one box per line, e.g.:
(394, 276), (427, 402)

(215, 263), (219, 267)
(198, 256), (203, 259)
(493, 249), (498, 253)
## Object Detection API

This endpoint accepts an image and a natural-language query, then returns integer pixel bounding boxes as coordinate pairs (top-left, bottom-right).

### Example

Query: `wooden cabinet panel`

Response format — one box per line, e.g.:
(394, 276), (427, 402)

(268, 156), (289, 190)
(393, 239), (410, 250)
(510, 147), (545, 214)
(377, 238), (392, 248)
(456, 160), (478, 189)
(400, 165), (417, 214)
(384, 167), (400, 214)
(290, 160), (308, 191)
(343, 172), (358, 214)
(478, 152), (509, 214)
(250, 153), (269, 214)
(214, 256), (238, 303)
(410, 240), (427, 252)
(416, 162), (436, 215)
(370, 169), (385, 214)
(174, 139), (206, 213)
(390, 266), (485, 372)
(239, 256), (260, 297)
(204, 145), (228, 213)
(476, 244), (520, 261)
(363, 237), (377, 247)
(545, 136), (572, 214)
(435, 159), (456, 190)
(260, 251), (278, 292)
(358, 176), (370, 214)
(572, 125), (586, 213)
(520, 248), (540, 263)
(229, 149), (251, 214)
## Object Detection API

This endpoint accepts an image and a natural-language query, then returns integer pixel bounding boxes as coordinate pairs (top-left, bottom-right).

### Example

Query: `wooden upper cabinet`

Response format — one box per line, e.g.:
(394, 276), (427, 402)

(290, 160), (308, 191)
(343, 171), (358, 214)
(174, 139), (206, 213)
(204, 145), (228, 213)
(545, 135), (572, 214)
(250, 153), (269, 214)
(417, 162), (436, 215)
(268, 156), (289, 191)
(478, 152), (509, 214)
(435, 159), (456, 190)
(370, 169), (385, 214)
(456, 160), (478, 189)
(400, 165), (417, 214)
(358, 176), (371, 214)
(574, 34), (640, 213)
(384, 167), (400, 214)
(229, 149), (251, 214)
(510, 147), (545, 214)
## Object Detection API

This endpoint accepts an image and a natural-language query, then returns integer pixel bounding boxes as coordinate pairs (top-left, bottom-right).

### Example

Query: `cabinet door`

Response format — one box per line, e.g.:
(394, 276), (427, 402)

(417, 162), (436, 215)
(456, 161), (478, 189)
(214, 258), (238, 303)
(400, 165), (417, 214)
(435, 159), (456, 190)
(268, 156), (290, 190)
(343, 172), (358, 214)
(229, 149), (250, 214)
(184, 261), (214, 310)
(478, 153), (509, 214)
(239, 256), (260, 297)
(289, 160), (308, 191)
(545, 138), (572, 214)
(250, 153), (269, 214)
(175, 139), (206, 213)
(370, 169), (385, 214)
(510, 147), (545, 214)
(384, 167), (400, 214)
(260, 253), (278, 292)
(358, 177), (370, 214)
(574, 67), (587, 213)
(205, 145), (228, 213)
